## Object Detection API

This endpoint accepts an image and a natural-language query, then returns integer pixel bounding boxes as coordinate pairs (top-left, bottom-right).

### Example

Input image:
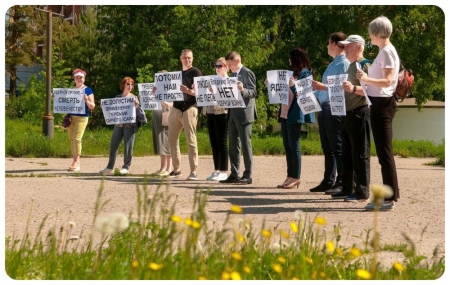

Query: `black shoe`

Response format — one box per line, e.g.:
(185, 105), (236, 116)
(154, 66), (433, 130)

(234, 177), (252, 184)
(325, 184), (343, 195)
(219, 175), (238, 183)
(169, 170), (182, 178)
(331, 190), (352, 199)
(310, 183), (333, 192)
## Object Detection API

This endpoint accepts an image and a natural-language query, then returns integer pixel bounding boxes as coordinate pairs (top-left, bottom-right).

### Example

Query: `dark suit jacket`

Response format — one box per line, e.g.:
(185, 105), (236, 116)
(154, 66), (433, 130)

(229, 66), (257, 124)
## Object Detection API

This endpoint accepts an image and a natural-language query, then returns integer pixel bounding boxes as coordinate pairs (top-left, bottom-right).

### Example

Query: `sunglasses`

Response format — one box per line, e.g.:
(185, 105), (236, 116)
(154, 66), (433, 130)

(215, 65), (224, 69)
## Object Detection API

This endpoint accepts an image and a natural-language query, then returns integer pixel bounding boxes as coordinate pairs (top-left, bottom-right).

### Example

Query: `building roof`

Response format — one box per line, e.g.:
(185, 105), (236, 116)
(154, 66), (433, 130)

(396, 98), (445, 108)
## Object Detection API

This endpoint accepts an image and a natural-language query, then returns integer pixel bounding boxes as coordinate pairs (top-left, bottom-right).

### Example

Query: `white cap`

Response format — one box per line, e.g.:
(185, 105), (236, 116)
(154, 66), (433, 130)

(339, 35), (365, 45)
(73, 72), (85, 77)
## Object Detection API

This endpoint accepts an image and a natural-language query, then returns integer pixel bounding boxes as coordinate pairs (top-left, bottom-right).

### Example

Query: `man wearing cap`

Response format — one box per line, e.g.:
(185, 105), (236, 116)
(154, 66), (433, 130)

(310, 32), (349, 193)
(327, 35), (372, 202)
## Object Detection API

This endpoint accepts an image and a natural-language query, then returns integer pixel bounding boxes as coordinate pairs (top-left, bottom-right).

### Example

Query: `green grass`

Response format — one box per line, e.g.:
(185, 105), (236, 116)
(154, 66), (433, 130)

(5, 180), (444, 280)
(5, 118), (445, 166)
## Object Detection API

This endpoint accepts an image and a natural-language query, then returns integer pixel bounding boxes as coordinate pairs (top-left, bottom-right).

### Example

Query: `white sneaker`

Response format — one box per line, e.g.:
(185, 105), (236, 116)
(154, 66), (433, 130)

(186, 172), (198, 180)
(365, 200), (395, 211)
(119, 168), (129, 175)
(99, 167), (113, 175)
(206, 171), (219, 181)
(212, 172), (228, 181)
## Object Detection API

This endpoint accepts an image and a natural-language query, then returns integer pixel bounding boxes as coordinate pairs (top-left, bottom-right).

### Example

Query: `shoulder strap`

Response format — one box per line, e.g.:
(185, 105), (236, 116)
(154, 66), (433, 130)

(359, 59), (372, 68)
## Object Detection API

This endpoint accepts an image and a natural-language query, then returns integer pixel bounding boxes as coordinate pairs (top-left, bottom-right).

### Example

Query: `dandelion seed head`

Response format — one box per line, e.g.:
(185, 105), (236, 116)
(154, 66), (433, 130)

(94, 216), (115, 234)
(269, 242), (281, 253)
(293, 210), (303, 220)
(108, 212), (129, 231)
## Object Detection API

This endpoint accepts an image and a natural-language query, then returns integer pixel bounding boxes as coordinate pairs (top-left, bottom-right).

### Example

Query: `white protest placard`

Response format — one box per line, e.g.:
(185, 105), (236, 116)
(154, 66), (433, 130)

(101, 97), (136, 125)
(266, 70), (293, 105)
(138, 83), (161, 110)
(194, 75), (218, 107)
(210, 77), (245, 108)
(53, 88), (85, 114)
(295, 75), (322, 114)
(154, 71), (183, 102)
(356, 62), (372, 107)
(327, 74), (348, 116)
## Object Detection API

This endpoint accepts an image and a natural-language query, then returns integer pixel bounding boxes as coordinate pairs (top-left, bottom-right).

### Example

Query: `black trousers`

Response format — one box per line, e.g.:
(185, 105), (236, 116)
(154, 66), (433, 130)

(207, 113), (229, 171)
(341, 106), (371, 198)
(369, 96), (399, 201)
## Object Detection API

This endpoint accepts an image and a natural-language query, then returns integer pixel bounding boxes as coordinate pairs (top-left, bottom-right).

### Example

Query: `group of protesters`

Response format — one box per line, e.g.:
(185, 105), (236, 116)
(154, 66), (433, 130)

(62, 16), (399, 211)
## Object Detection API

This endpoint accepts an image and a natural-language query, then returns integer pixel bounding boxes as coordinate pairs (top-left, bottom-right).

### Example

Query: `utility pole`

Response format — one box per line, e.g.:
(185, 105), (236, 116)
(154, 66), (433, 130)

(34, 8), (64, 139)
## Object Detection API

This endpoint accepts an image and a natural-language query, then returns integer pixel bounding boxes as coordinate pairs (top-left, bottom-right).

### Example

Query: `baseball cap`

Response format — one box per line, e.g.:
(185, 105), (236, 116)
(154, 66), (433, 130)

(72, 68), (86, 77)
(339, 35), (365, 45)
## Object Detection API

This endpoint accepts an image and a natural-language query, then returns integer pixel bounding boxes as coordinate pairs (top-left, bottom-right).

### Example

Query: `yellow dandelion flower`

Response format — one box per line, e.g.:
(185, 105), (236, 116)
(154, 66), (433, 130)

(244, 266), (251, 274)
(231, 271), (242, 280)
(290, 221), (299, 233)
(279, 229), (290, 239)
(277, 256), (286, 264)
(393, 261), (405, 272)
(350, 247), (362, 257)
(272, 263), (283, 273)
(131, 260), (139, 267)
(262, 229), (272, 237)
(305, 256), (313, 264)
(192, 221), (201, 229)
(336, 247), (343, 255)
(326, 241), (335, 253)
(314, 217), (326, 226)
(292, 277), (299, 280)
(170, 215), (181, 222)
(230, 205), (243, 213)
(148, 262), (163, 270)
(356, 269), (372, 279)
(231, 252), (243, 261)
(236, 232), (245, 242)
(221, 271), (230, 280)
(184, 218), (193, 226)
(198, 276), (207, 280)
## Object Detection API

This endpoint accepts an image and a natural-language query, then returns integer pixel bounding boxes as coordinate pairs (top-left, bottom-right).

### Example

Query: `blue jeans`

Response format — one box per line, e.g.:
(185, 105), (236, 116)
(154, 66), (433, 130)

(317, 103), (342, 186)
(107, 126), (136, 170)
(280, 119), (302, 179)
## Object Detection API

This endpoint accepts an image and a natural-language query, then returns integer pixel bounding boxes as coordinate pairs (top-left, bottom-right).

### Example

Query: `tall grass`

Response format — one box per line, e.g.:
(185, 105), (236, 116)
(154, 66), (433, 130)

(5, 118), (445, 165)
(5, 179), (444, 280)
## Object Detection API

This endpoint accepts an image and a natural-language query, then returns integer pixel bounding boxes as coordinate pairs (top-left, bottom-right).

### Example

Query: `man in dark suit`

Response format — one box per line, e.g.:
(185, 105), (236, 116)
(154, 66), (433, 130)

(220, 51), (257, 184)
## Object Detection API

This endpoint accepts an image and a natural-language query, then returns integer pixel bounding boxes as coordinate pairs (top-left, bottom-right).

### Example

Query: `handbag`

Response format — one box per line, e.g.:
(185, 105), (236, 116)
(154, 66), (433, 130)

(62, 114), (71, 128)
(161, 108), (170, 127)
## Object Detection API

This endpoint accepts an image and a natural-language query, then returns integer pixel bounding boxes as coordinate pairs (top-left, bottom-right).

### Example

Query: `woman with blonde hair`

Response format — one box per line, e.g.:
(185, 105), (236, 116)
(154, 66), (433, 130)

(205, 57), (229, 181)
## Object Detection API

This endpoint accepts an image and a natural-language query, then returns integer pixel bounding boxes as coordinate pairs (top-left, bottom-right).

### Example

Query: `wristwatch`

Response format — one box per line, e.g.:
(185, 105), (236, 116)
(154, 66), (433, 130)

(352, 85), (357, 94)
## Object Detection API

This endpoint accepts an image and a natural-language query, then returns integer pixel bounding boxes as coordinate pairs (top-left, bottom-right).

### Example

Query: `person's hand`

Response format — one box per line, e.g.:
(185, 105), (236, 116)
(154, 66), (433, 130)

(152, 87), (157, 93)
(134, 97), (139, 107)
(158, 70), (168, 73)
(208, 86), (213, 93)
(162, 101), (173, 109)
(180, 84), (194, 95)
(237, 81), (244, 92)
(311, 80), (325, 90)
(84, 95), (89, 101)
(343, 81), (353, 92)
(289, 77), (296, 87)
(356, 70), (367, 81)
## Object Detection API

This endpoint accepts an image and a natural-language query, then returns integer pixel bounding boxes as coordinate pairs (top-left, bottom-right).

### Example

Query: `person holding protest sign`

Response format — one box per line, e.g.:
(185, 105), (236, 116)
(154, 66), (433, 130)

(99, 77), (140, 175)
(219, 51), (257, 185)
(356, 16), (400, 211)
(204, 57), (229, 181)
(310, 32), (349, 194)
(168, 49), (203, 180)
(328, 35), (371, 202)
(67, 68), (95, 172)
(264, 47), (315, 189)
(150, 101), (173, 177)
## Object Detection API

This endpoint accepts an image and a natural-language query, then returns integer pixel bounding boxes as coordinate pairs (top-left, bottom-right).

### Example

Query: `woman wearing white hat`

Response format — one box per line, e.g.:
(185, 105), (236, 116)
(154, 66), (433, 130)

(67, 68), (95, 171)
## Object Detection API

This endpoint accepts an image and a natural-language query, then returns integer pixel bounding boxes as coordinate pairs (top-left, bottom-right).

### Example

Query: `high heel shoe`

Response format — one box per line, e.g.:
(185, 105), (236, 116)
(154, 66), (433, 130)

(282, 179), (301, 189)
(277, 177), (292, 188)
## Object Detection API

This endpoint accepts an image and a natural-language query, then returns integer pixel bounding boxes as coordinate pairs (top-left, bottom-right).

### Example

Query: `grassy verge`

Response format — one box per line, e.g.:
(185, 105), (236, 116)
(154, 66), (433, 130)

(5, 179), (444, 280)
(5, 118), (445, 165)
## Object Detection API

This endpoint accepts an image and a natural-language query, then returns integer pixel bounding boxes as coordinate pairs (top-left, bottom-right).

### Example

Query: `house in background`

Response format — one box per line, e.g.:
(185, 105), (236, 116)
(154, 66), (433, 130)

(393, 98), (445, 145)
(5, 5), (87, 95)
